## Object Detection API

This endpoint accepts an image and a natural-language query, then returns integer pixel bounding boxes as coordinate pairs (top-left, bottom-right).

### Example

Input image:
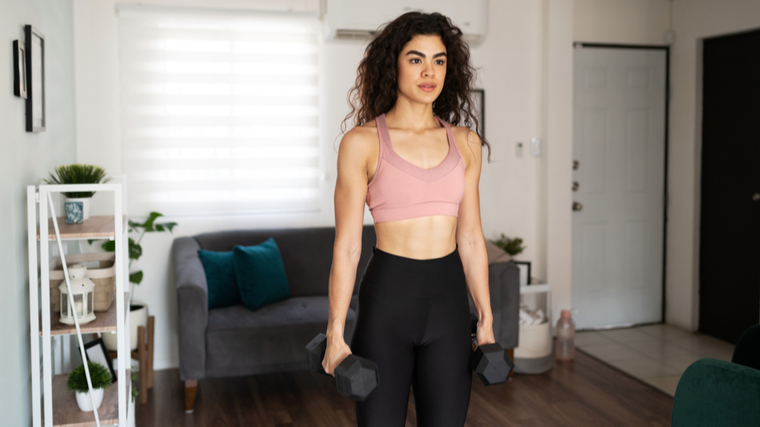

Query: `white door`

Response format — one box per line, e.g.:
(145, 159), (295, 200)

(571, 46), (667, 329)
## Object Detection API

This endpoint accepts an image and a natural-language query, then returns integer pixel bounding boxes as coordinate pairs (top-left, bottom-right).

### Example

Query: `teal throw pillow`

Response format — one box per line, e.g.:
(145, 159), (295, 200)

(232, 237), (291, 311)
(197, 249), (241, 310)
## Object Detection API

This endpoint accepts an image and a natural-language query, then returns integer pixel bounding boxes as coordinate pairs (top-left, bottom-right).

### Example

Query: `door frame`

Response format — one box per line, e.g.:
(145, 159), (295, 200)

(572, 42), (671, 326)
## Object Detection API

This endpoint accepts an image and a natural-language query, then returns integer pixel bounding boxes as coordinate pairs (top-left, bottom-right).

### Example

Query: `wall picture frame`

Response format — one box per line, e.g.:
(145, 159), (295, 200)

(459, 88), (485, 143)
(84, 337), (117, 384)
(13, 40), (27, 99)
(25, 25), (45, 133)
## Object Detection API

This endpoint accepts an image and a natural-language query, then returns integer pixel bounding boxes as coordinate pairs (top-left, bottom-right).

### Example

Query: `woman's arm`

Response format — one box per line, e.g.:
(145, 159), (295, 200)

(455, 128), (495, 344)
(323, 128), (371, 375)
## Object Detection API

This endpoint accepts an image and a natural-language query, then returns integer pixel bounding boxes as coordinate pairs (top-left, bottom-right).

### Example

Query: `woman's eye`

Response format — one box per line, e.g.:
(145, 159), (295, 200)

(411, 58), (421, 64)
(436, 60), (445, 65)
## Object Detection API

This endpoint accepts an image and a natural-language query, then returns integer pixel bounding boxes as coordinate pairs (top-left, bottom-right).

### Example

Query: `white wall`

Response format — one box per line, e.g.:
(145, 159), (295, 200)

(667, 0), (760, 331)
(73, 0), (568, 371)
(574, 0), (672, 45)
(0, 0), (78, 425)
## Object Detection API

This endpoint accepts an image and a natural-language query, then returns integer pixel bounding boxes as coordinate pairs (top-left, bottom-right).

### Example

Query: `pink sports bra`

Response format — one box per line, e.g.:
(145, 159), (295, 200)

(366, 113), (465, 224)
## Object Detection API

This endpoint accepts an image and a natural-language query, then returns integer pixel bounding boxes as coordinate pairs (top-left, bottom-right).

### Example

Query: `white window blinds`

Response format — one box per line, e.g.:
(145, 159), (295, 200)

(117, 7), (321, 216)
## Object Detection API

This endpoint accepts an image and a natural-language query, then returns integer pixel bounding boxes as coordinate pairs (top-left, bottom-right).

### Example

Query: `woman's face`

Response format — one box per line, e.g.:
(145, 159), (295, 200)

(396, 34), (447, 105)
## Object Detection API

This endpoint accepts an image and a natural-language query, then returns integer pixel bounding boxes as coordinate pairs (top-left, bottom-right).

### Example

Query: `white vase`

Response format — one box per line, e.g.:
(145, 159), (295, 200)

(65, 197), (92, 221)
(75, 387), (104, 412)
(103, 302), (148, 351)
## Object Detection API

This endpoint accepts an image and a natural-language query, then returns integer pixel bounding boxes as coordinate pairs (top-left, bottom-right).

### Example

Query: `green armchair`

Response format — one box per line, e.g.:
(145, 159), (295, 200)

(671, 324), (760, 426)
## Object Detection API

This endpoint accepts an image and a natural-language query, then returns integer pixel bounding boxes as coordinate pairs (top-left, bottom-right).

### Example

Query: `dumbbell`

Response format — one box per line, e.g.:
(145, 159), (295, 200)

(469, 313), (514, 386)
(305, 333), (379, 401)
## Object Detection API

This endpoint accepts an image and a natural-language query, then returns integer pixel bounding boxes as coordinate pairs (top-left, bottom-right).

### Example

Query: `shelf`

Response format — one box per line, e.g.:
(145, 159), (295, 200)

(43, 369), (130, 427)
(41, 292), (130, 337)
(37, 215), (128, 241)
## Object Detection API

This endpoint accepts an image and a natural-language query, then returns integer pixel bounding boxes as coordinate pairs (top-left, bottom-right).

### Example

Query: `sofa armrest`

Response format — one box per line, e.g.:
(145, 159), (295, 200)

(733, 324), (760, 371)
(468, 261), (520, 349)
(672, 358), (760, 426)
(173, 237), (209, 381)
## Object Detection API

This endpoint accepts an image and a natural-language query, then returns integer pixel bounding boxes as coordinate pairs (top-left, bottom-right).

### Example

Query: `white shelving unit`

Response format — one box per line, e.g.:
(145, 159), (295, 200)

(27, 181), (132, 427)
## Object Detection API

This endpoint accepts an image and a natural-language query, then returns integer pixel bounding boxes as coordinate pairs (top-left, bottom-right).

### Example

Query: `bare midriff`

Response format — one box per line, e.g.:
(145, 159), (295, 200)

(373, 216), (458, 260)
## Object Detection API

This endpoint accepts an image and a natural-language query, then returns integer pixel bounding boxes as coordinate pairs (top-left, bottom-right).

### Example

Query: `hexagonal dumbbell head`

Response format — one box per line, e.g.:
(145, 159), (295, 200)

(470, 343), (514, 386)
(305, 333), (328, 375)
(334, 354), (379, 402)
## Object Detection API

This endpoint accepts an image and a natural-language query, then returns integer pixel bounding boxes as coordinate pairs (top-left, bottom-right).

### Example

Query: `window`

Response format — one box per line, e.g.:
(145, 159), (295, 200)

(117, 7), (321, 216)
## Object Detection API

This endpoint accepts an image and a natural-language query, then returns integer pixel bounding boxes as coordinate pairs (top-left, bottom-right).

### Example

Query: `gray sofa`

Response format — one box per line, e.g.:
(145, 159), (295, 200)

(173, 225), (519, 411)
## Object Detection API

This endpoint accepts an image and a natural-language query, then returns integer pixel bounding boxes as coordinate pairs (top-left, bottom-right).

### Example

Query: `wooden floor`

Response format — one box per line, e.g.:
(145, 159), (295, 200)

(136, 350), (673, 426)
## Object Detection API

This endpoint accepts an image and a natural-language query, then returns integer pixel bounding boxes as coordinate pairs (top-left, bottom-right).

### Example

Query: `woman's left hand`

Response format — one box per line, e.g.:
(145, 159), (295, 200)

(475, 317), (496, 347)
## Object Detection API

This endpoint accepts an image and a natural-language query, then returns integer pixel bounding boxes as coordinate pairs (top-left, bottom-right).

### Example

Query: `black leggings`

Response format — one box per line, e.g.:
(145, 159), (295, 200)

(349, 244), (472, 427)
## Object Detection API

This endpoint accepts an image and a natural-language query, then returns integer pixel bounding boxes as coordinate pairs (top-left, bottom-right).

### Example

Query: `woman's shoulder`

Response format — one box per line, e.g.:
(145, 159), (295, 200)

(341, 119), (379, 145)
(449, 125), (481, 168)
(337, 120), (381, 167)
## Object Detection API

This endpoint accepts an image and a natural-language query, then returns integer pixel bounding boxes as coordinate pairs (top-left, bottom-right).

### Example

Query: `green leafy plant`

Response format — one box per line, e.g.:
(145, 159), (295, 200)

(66, 361), (113, 393)
(91, 212), (177, 305)
(131, 371), (139, 403)
(488, 233), (526, 256)
(43, 164), (111, 198)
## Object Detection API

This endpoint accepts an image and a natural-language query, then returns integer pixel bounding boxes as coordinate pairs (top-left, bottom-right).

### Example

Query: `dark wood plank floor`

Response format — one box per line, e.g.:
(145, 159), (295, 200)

(136, 350), (673, 426)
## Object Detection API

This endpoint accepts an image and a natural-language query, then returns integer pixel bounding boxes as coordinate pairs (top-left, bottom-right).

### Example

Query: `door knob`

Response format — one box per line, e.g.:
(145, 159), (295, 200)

(572, 202), (583, 211)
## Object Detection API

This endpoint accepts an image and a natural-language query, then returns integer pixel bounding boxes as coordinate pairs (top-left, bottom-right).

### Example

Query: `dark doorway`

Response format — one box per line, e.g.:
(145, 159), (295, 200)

(699, 27), (760, 344)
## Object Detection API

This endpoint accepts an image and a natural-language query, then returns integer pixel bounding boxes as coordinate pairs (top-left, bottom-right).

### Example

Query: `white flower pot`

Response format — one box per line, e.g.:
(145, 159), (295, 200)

(103, 302), (148, 351)
(75, 387), (104, 412)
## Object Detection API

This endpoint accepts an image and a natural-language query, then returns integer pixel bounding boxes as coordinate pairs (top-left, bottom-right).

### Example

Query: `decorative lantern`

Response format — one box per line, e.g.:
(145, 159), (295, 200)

(59, 264), (97, 325)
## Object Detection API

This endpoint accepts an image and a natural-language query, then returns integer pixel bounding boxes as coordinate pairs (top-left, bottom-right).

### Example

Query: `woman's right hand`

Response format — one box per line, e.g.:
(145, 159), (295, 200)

(322, 333), (352, 377)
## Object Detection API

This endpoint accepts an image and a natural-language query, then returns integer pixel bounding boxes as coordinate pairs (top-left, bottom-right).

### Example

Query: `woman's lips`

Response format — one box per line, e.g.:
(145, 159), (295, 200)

(418, 84), (436, 93)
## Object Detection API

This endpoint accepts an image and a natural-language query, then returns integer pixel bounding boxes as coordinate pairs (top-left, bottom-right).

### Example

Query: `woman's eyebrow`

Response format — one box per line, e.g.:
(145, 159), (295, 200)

(405, 50), (447, 58)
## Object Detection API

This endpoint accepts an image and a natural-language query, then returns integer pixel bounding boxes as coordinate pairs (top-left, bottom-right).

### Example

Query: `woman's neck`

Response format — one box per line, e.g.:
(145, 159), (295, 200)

(384, 97), (439, 132)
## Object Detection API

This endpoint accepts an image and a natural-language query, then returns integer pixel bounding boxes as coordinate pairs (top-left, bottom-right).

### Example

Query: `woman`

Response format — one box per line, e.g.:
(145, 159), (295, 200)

(323, 11), (494, 427)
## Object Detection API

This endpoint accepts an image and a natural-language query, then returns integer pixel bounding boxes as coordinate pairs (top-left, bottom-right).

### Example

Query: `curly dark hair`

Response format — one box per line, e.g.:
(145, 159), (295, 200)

(340, 11), (492, 163)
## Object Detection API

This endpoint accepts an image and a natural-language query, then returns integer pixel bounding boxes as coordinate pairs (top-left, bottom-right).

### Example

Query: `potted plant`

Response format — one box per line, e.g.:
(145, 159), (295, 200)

(95, 212), (177, 351)
(489, 233), (526, 257)
(43, 164), (110, 223)
(66, 361), (112, 412)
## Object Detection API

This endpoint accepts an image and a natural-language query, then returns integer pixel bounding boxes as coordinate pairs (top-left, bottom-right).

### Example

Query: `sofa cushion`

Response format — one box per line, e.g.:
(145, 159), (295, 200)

(232, 238), (291, 311)
(197, 249), (240, 310)
(205, 295), (359, 378)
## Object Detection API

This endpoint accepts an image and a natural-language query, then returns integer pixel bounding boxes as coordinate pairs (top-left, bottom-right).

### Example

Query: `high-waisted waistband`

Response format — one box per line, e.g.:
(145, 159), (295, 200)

(358, 244), (467, 298)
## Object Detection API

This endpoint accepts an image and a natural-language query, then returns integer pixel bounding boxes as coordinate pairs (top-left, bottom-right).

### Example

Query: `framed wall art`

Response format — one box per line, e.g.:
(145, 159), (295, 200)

(13, 40), (27, 99)
(514, 261), (532, 286)
(459, 88), (485, 142)
(25, 25), (45, 132)
(84, 337), (117, 383)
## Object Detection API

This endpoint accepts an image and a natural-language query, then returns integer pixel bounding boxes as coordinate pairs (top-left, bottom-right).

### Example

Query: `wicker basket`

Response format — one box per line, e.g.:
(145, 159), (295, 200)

(50, 252), (116, 313)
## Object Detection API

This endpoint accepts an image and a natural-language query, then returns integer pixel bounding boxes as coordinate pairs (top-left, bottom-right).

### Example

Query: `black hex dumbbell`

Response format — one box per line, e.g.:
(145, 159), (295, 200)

(305, 333), (379, 401)
(469, 313), (514, 386)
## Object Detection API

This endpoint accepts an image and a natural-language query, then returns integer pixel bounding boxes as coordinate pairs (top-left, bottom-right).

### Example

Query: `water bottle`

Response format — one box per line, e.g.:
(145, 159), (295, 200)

(555, 309), (575, 361)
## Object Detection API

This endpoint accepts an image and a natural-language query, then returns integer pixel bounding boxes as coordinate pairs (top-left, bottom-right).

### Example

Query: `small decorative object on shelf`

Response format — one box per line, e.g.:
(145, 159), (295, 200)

(43, 164), (111, 223)
(50, 252), (116, 313)
(514, 261), (532, 286)
(59, 264), (97, 325)
(66, 361), (113, 412)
